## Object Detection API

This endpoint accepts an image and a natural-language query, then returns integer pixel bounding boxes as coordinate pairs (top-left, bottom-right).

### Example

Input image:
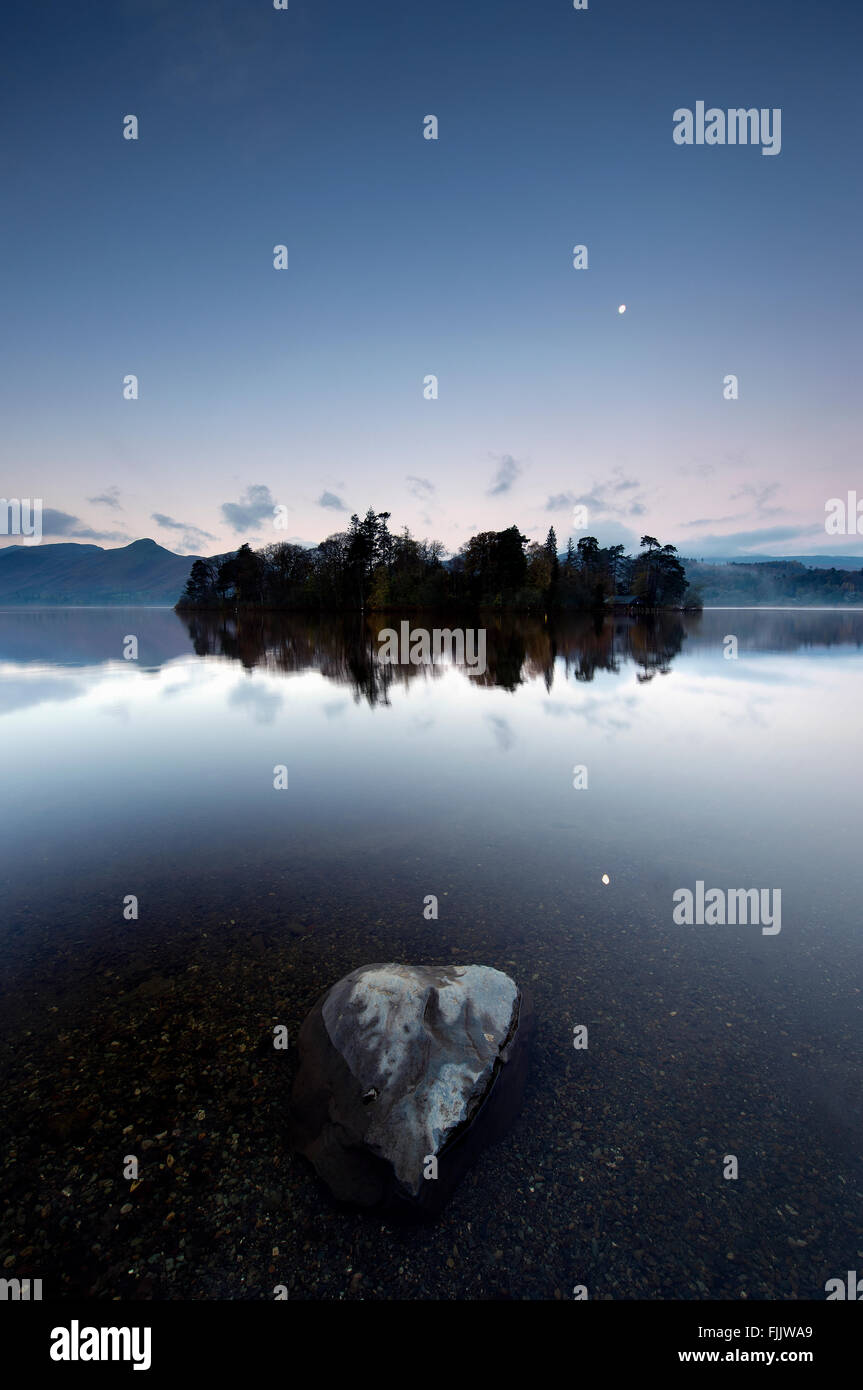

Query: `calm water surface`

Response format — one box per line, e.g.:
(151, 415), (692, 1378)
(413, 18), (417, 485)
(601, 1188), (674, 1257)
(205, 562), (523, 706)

(1, 607), (861, 1299)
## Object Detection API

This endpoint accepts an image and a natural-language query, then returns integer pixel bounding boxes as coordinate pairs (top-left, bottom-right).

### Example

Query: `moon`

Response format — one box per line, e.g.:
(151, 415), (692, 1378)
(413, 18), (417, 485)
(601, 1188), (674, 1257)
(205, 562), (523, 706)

(618, 304), (626, 314)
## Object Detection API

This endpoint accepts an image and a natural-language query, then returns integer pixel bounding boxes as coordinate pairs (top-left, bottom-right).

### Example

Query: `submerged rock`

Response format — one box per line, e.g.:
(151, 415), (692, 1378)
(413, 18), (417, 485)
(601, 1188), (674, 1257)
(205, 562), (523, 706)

(289, 962), (532, 1215)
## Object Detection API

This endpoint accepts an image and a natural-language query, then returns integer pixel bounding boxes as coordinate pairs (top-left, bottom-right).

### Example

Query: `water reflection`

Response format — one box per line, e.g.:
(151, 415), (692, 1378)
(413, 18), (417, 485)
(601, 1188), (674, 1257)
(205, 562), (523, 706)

(2, 606), (863, 716)
(1, 605), (862, 1301)
(177, 609), (691, 701)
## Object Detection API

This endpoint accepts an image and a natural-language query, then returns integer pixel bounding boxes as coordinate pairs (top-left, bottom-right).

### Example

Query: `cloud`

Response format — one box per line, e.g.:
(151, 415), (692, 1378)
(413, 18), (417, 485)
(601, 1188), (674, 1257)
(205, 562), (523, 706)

(730, 481), (783, 519)
(221, 484), (278, 533)
(88, 487), (123, 510)
(487, 454), (522, 496)
(406, 476), (435, 500)
(680, 524), (825, 557)
(39, 508), (128, 542)
(548, 471), (647, 522)
(152, 513), (216, 541)
(680, 483), (785, 532)
(568, 520), (642, 550)
(317, 491), (346, 510)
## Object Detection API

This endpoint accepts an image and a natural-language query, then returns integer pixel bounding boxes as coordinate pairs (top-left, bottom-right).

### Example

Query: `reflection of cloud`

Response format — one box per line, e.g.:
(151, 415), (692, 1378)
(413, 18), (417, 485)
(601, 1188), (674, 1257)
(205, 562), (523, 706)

(717, 695), (772, 728)
(99, 701), (132, 722)
(544, 695), (635, 734)
(322, 699), (348, 718)
(228, 679), (284, 724)
(487, 713), (515, 750)
(678, 668), (802, 688)
(0, 676), (86, 716)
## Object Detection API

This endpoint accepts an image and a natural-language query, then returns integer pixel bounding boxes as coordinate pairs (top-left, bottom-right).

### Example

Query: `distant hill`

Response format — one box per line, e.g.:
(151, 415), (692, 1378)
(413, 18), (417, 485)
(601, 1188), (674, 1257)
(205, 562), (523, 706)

(685, 558), (863, 606)
(680, 554), (863, 571)
(4, 538), (863, 608)
(0, 539), (199, 605)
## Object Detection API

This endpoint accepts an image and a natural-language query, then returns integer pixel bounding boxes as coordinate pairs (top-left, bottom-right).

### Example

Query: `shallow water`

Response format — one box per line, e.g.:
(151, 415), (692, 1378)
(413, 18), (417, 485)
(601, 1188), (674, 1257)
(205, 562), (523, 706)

(1, 606), (861, 1299)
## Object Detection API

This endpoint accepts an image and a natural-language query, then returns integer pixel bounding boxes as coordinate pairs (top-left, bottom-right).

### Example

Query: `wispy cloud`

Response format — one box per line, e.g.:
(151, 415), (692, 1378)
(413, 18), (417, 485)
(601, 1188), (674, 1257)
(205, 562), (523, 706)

(317, 491), (346, 510)
(39, 508), (128, 543)
(487, 454), (522, 496)
(406, 476), (435, 500)
(546, 470), (645, 519)
(88, 487), (123, 510)
(221, 484), (277, 533)
(680, 483), (785, 532)
(151, 513), (217, 552)
(730, 481), (783, 518)
(682, 523), (825, 557)
(152, 513), (216, 541)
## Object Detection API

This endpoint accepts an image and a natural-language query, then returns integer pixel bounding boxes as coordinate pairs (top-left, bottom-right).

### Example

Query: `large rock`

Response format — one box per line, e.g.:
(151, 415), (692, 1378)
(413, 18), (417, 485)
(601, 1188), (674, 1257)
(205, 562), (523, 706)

(289, 962), (533, 1215)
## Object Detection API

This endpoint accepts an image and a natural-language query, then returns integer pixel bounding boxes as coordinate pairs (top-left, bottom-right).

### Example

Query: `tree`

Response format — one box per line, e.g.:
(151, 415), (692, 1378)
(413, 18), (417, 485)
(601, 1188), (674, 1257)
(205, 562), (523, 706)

(577, 536), (601, 594)
(181, 557), (217, 605)
(345, 509), (393, 606)
(544, 526), (560, 605)
(232, 542), (265, 604)
(174, 510), (695, 613)
(632, 538), (687, 605)
(605, 543), (626, 594)
(495, 525), (529, 592)
(526, 542), (552, 595)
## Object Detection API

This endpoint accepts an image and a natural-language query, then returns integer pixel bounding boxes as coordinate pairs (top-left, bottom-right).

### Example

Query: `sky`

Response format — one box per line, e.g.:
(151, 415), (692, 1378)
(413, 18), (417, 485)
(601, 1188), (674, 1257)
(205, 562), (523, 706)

(1, 0), (861, 560)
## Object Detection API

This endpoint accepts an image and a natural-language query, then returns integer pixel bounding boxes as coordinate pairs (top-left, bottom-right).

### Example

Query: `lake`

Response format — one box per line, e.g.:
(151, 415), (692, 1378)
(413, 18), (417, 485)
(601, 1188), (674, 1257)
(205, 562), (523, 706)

(1, 606), (861, 1300)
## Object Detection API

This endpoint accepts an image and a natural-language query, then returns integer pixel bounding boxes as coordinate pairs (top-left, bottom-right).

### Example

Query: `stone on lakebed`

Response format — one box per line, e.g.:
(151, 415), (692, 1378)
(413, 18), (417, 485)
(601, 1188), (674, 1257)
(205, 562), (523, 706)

(289, 962), (533, 1216)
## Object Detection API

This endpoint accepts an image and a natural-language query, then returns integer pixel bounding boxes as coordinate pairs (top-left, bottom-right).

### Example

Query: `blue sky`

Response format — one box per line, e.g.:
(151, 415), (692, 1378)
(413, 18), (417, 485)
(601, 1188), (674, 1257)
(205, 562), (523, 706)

(1, 0), (861, 558)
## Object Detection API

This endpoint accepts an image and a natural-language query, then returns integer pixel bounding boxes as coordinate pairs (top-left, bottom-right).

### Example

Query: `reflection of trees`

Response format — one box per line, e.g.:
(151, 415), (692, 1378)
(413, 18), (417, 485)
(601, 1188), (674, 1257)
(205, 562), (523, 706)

(628, 614), (687, 678)
(178, 609), (694, 704)
(182, 611), (433, 707)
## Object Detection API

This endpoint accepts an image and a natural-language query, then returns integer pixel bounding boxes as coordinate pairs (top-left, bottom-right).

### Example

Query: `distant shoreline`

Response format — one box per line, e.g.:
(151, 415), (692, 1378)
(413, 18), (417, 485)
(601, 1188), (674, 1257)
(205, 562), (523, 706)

(3, 602), (863, 613)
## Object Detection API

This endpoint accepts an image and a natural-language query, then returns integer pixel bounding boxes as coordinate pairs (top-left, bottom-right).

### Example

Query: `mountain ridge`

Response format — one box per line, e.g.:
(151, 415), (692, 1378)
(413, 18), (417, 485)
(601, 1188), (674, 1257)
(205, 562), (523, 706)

(0, 539), (201, 605)
(2, 540), (863, 606)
